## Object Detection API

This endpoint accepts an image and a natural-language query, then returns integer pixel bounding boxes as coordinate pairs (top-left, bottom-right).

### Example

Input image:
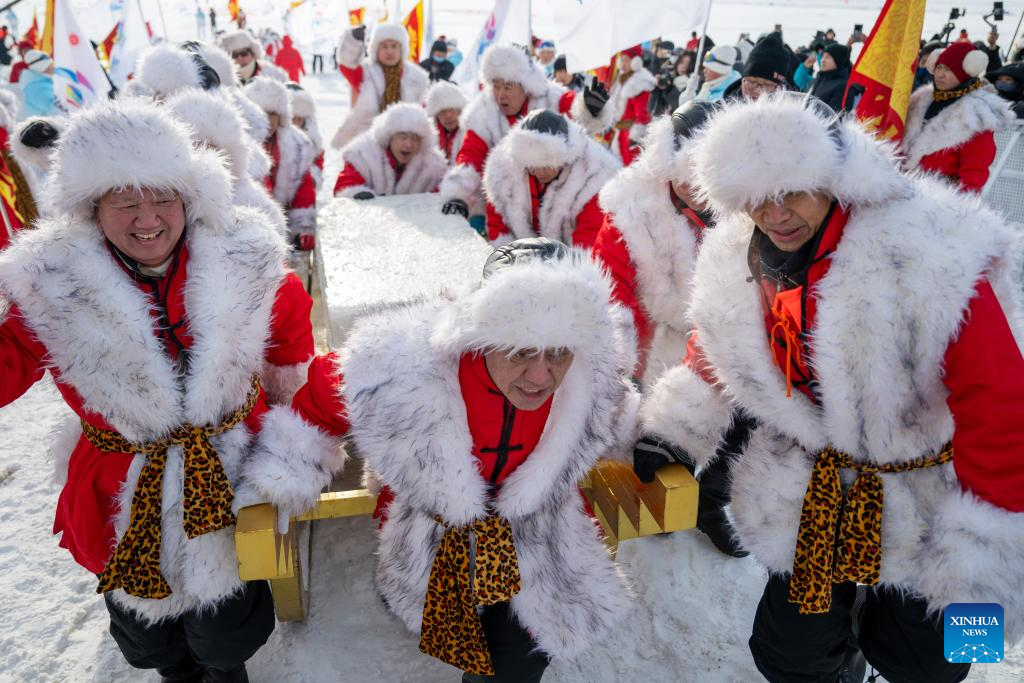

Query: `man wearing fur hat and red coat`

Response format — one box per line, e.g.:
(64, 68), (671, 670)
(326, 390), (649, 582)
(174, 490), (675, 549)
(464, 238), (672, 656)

(483, 109), (619, 250)
(425, 79), (468, 164)
(333, 102), (448, 199)
(903, 41), (1014, 193)
(439, 45), (608, 226)
(642, 93), (1024, 682)
(0, 100), (344, 682)
(332, 23), (429, 150)
(244, 76), (318, 251)
(572, 45), (656, 165)
(220, 29), (287, 85)
(260, 237), (637, 681)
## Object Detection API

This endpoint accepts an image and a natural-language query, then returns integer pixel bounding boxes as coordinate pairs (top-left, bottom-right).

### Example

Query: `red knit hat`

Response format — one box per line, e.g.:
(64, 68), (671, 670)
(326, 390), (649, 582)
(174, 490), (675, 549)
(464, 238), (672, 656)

(934, 41), (988, 83)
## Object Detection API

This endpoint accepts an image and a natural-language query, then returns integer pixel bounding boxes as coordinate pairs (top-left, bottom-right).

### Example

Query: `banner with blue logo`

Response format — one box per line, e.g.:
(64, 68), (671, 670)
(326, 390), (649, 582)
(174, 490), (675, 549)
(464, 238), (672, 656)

(944, 603), (1004, 664)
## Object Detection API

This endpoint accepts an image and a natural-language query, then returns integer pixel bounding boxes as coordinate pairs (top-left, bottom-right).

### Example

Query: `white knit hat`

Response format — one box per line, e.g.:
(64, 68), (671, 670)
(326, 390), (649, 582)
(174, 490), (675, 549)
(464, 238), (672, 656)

(243, 76), (291, 126)
(703, 45), (738, 77)
(480, 45), (550, 98)
(425, 80), (468, 118)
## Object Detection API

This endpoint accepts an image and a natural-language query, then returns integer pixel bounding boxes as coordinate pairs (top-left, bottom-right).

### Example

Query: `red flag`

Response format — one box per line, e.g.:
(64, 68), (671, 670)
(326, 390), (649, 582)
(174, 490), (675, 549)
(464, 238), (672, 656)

(348, 7), (365, 26)
(402, 1), (424, 63)
(23, 10), (40, 48)
(98, 22), (120, 67)
(228, 0), (240, 22)
(845, 0), (926, 142)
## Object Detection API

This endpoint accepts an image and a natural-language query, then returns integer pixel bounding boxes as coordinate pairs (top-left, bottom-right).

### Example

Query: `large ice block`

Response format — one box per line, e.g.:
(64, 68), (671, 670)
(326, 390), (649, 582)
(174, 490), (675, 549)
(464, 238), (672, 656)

(315, 193), (493, 347)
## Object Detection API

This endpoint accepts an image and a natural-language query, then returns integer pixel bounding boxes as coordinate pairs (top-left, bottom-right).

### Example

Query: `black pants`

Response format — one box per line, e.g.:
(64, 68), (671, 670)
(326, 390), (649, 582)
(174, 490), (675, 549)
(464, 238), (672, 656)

(461, 602), (550, 683)
(104, 581), (275, 676)
(312, 54), (323, 73)
(749, 574), (971, 683)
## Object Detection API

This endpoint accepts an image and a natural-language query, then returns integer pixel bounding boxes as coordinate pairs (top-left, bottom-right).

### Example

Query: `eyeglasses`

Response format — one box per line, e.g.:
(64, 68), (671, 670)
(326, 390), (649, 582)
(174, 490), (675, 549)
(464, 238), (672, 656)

(231, 49), (252, 59)
(741, 77), (781, 94)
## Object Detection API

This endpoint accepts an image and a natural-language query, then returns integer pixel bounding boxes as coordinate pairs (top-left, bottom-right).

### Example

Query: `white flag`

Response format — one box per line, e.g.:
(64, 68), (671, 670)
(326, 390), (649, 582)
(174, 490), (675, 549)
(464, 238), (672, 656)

(551, 0), (712, 73)
(452, 0), (530, 94)
(53, 0), (113, 111)
(108, 0), (151, 86)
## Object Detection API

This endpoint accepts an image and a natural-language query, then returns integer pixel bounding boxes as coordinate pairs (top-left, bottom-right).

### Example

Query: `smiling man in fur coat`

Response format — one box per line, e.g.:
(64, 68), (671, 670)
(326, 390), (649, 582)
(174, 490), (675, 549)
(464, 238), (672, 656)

(264, 238), (637, 681)
(332, 102), (447, 199)
(642, 94), (1024, 682)
(483, 109), (620, 249)
(0, 100), (345, 682)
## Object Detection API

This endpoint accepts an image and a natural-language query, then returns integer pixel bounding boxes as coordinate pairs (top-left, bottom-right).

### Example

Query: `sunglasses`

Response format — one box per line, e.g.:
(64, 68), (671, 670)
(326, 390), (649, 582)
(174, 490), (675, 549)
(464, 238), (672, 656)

(231, 49), (252, 59)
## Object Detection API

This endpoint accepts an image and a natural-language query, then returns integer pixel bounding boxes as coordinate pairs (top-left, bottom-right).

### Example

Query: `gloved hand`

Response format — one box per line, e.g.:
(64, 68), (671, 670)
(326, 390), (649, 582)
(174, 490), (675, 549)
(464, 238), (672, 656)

(441, 198), (469, 218)
(686, 73), (700, 94)
(293, 233), (316, 251)
(352, 191), (375, 201)
(582, 80), (610, 117)
(20, 120), (59, 149)
(352, 25), (367, 42)
(632, 436), (693, 483)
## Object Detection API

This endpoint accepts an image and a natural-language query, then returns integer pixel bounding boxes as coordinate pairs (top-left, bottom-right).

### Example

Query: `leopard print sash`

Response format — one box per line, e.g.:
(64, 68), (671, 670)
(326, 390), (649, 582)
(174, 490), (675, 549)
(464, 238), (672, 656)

(81, 376), (262, 600)
(788, 442), (954, 614)
(419, 513), (522, 676)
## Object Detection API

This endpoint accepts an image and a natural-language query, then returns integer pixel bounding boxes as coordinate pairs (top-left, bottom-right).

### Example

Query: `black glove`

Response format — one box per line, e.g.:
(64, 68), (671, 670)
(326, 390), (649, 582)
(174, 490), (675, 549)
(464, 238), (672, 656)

(583, 80), (610, 118)
(20, 120), (59, 149)
(632, 436), (693, 483)
(353, 191), (375, 201)
(352, 25), (366, 42)
(441, 199), (469, 218)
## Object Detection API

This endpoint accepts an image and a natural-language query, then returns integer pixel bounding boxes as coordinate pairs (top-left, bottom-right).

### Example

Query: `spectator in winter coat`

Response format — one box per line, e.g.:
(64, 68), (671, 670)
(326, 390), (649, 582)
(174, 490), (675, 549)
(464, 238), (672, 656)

(977, 31), (1004, 74)
(446, 37), (462, 67)
(483, 109), (620, 249)
(987, 62), (1024, 118)
(734, 31), (792, 101)
(419, 39), (454, 82)
(220, 29), (288, 85)
(647, 71), (680, 117)
(0, 99), (336, 682)
(273, 35), (305, 82)
(287, 82), (325, 189)
(332, 23), (429, 149)
(21, 50), (56, 117)
(643, 91), (1024, 683)
(244, 77), (318, 249)
(536, 39), (556, 77)
(552, 54), (585, 92)
(333, 102), (447, 199)
(808, 43), (853, 112)
(903, 42), (1014, 192)
(267, 238), (636, 681)
(687, 45), (741, 103)
(573, 45), (656, 164)
(439, 45), (582, 223)
(424, 79), (467, 164)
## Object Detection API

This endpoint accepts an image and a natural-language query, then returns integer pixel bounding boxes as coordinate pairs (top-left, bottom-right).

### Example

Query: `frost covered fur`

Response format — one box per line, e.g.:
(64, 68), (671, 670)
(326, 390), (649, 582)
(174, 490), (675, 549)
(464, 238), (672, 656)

(902, 85), (1014, 171)
(483, 117), (619, 244)
(219, 30), (262, 59)
(692, 93), (908, 215)
(424, 80), (467, 117)
(134, 44), (206, 97)
(243, 76), (291, 123)
(11, 116), (63, 173)
(480, 45), (549, 98)
(340, 250), (637, 659)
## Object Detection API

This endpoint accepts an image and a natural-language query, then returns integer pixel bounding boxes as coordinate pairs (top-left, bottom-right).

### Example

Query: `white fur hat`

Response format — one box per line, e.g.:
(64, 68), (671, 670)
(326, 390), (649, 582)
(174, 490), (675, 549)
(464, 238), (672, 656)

(434, 244), (617, 354)
(369, 24), (410, 64)
(288, 86), (316, 120)
(165, 88), (250, 181)
(0, 88), (17, 131)
(244, 76), (291, 126)
(11, 116), (63, 173)
(425, 80), (468, 118)
(500, 110), (586, 170)
(47, 99), (233, 229)
(481, 45), (550, 98)
(197, 43), (239, 87)
(640, 116), (695, 184)
(371, 102), (436, 147)
(135, 44), (205, 97)
(220, 30), (263, 59)
(691, 93), (908, 214)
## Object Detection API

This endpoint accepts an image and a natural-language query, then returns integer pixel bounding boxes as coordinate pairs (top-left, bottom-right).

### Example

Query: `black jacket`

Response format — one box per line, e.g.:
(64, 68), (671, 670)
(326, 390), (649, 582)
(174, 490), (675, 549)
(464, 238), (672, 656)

(809, 67), (852, 112)
(419, 58), (454, 82)
(648, 86), (680, 117)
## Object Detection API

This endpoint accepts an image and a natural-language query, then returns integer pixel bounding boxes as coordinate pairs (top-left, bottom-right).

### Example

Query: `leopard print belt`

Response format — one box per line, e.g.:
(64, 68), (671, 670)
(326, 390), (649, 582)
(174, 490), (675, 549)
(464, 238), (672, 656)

(419, 513), (522, 676)
(788, 442), (954, 614)
(80, 376), (262, 600)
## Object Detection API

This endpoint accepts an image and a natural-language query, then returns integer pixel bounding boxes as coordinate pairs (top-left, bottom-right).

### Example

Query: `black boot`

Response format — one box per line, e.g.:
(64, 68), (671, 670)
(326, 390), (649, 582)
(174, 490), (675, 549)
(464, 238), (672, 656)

(837, 640), (867, 683)
(158, 657), (204, 683)
(201, 665), (248, 683)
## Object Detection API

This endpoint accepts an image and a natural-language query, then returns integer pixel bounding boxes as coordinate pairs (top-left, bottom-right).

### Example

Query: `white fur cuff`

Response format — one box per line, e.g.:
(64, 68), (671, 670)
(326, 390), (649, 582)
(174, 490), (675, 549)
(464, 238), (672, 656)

(439, 163), (481, 206)
(337, 29), (364, 69)
(262, 359), (312, 405)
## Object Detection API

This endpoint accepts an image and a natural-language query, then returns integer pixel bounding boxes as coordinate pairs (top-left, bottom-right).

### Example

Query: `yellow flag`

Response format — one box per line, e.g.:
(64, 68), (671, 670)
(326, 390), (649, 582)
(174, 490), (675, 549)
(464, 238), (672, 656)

(402, 0), (424, 62)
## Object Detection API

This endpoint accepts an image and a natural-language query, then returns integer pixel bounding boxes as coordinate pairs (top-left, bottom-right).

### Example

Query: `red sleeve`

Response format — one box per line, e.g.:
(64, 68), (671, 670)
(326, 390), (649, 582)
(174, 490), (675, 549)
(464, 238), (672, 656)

(266, 273), (314, 367)
(290, 353), (350, 437)
(291, 170), (317, 210)
(943, 278), (1024, 511)
(333, 162), (367, 195)
(558, 90), (575, 115)
(338, 63), (363, 95)
(631, 91), (652, 125)
(570, 193), (605, 250)
(592, 218), (652, 353)
(486, 202), (510, 242)
(454, 129), (490, 174)
(9, 62), (25, 83)
(0, 306), (47, 407)
(956, 131), (997, 193)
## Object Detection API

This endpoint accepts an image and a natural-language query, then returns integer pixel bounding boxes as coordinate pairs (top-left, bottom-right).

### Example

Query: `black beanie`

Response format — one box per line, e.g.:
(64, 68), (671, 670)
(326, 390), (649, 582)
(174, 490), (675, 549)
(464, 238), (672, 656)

(824, 43), (851, 71)
(483, 238), (569, 278)
(553, 54), (567, 72)
(520, 109), (569, 138)
(431, 39), (447, 55)
(744, 31), (791, 85)
(670, 100), (718, 148)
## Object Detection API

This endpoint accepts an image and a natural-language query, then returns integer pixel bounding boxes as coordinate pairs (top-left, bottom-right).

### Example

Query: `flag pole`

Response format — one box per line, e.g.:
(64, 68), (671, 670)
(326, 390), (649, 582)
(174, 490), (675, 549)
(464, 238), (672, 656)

(693, 0), (714, 72)
(527, 0), (532, 47)
(0, 198), (14, 244)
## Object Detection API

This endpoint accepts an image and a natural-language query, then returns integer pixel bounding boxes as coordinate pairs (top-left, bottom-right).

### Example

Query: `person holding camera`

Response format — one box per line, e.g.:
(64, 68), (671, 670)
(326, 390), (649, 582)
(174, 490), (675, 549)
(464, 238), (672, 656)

(648, 69), (681, 117)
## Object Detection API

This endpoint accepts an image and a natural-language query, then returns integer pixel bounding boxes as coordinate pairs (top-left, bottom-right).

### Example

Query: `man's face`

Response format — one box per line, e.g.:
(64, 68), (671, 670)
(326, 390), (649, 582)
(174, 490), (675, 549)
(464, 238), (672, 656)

(701, 66), (720, 82)
(933, 63), (959, 91)
(529, 166), (561, 185)
(377, 39), (402, 67)
(670, 180), (707, 212)
(231, 47), (254, 67)
(539, 49), (555, 64)
(292, 116), (306, 128)
(820, 52), (837, 72)
(747, 191), (831, 252)
(656, 47), (670, 59)
(741, 76), (780, 101)
(484, 347), (574, 411)
(96, 188), (186, 267)
(431, 49), (447, 61)
(493, 79), (528, 116)
(388, 132), (422, 164)
(437, 108), (460, 132)
(267, 111), (281, 133)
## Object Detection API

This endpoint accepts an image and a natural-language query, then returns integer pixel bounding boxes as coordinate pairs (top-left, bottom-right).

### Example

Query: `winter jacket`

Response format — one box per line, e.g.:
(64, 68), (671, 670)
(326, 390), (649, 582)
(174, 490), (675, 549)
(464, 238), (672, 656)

(419, 56), (454, 82)
(648, 85), (680, 117)
(273, 36), (305, 82)
(333, 136), (445, 198)
(572, 68), (657, 165)
(265, 125), (317, 240)
(808, 66), (852, 112)
(903, 85), (1014, 192)
(436, 121), (460, 164)
(0, 211), (325, 624)
(690, 70), (741, 103)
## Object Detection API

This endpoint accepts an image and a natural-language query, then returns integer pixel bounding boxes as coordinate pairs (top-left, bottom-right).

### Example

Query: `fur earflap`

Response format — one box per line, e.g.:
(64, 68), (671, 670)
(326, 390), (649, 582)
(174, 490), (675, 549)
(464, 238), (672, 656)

(219, 30), (262, 59)
(11, 116), (63, 174)
(425, 79), (468, 118)
(47, 99), (234, 231)
(481, 45), (550, 98)
(165, 88), (250, 181)
(963, 49), (989, 78)
(639, 115), (696, 184)
(243, 76), (291, 125)
(135, 44), (203, 97)
(289, 87), (316, 119)
(198, 43), (239, 87)
(371, 102), (435, 147)
(692, 93), (909, 215)
(369, 23), (410, 64)
(432, 247), (616, 354)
